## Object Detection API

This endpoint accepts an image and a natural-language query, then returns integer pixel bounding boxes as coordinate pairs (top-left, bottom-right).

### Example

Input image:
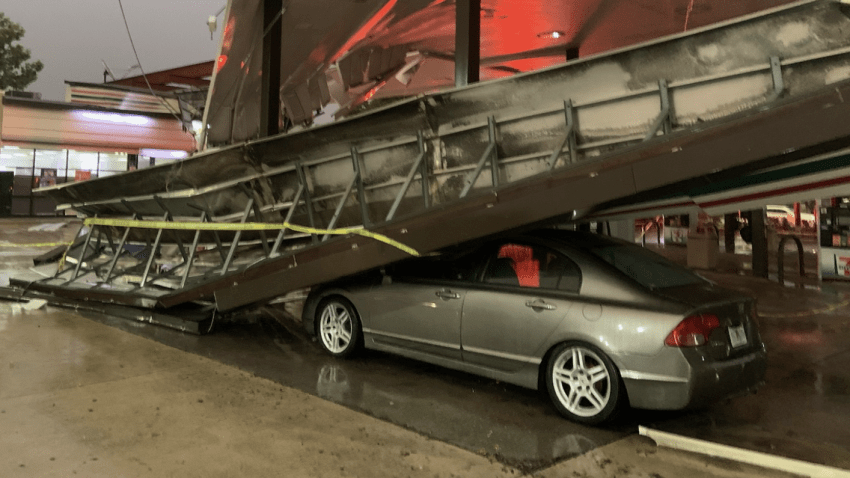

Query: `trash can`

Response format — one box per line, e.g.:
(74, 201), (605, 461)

(0, 172), (13, 217)
(687, 228), (719, 269)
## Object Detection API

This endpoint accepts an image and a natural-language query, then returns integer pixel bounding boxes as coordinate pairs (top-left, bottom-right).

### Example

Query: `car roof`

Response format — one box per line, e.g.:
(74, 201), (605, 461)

(518, 228), (630, 250)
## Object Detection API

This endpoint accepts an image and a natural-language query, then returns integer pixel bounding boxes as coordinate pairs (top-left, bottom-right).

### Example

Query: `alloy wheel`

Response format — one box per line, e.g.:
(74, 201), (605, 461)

(318, 299), (359, 356)
(550, 345), (613, 419)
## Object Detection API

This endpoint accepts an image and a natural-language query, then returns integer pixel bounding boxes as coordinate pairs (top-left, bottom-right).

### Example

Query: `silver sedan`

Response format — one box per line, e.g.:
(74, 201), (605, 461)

(302, 229), (766, 424)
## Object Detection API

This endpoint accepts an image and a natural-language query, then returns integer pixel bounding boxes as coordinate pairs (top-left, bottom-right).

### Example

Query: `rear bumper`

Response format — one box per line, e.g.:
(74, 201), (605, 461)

(623, 347), (767, 410)
(686, 348), (767, 408)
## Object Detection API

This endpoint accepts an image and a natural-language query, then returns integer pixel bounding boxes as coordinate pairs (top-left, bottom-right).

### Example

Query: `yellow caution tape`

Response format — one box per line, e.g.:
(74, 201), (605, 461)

(0, 242), (72, 248)
(82, 217), (420, 257)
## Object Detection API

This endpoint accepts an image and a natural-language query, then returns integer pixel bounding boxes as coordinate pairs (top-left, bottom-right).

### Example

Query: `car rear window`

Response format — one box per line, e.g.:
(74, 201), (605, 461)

(586, 244), (705, 289)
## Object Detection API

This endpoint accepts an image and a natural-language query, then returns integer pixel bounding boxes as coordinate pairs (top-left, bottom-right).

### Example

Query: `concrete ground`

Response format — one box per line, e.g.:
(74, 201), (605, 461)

(0, 217), (842, 477)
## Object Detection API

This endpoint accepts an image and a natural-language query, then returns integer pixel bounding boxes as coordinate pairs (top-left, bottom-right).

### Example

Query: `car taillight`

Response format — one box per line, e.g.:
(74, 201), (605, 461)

(665, 314), (720, 347)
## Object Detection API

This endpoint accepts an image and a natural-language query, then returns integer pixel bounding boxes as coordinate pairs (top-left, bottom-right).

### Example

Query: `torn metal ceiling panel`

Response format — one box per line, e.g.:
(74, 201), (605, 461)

(203, 0), (800, 146)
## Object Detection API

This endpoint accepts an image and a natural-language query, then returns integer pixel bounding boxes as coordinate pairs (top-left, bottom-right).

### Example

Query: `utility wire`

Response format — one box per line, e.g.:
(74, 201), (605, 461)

(117, 0), (192, 134)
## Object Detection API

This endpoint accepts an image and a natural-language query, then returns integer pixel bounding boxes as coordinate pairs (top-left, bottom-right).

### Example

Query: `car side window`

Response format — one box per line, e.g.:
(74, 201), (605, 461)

(542, 249), (581, 292)
(483, 243), (581, 292)
(390, 251), (481, 283)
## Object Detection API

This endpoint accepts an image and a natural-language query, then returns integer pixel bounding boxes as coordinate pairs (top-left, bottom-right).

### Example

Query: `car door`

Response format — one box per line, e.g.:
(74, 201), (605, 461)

(461, 242), (582, 372)
(362, 253), (481, 361)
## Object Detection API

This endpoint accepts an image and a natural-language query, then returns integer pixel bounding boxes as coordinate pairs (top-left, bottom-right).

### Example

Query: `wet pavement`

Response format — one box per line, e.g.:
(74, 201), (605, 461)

(2, 218), (850, 474)
(660, 273), (850, 468)
(63, 305), (627, 472)
(0, 301), (528, 478)
(644, 243), (850, 470)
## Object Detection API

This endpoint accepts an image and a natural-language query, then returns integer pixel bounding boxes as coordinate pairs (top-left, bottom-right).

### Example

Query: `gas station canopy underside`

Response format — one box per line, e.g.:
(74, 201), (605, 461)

(205, 0), (798, 145)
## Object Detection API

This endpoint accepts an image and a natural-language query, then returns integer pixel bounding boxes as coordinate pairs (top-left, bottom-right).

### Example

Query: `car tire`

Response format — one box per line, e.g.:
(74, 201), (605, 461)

(316, 296), (362, 358)
(545, 342), (623, 425)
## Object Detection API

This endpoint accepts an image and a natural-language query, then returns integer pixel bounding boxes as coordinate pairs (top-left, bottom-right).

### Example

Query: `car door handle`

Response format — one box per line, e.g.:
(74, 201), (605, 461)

(525, 299), (556, 310)
(435, 289), (460, 300)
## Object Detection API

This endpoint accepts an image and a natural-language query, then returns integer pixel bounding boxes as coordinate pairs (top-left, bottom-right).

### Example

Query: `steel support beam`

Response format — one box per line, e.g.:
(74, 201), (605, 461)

(154, 196), (188, 263)
(454, 0), (480, 87)
(261, 0), (283, 137)
(352, 148), (371, 228)
(644, 80), (672, 141)
(220, 199), (255, 275)
(460, 116), (496, 198)
(68, 221), (96, 282)
(488, 117), (499, 188)
(140, 212), (170, 287)
(547, 100), (576, 171)
(769, 56), (784, 100)
(323, 175), (358, 241)
(419, 132), (430, 210)
(239, 183), (271, 256)
(180, 211), (207, 289)
(191, 204), (228, 262)
(102, 213), (139, 284)
(386, 132), (427, 222)
(297, 163), (318, 244)
(270, 185), (304, 257)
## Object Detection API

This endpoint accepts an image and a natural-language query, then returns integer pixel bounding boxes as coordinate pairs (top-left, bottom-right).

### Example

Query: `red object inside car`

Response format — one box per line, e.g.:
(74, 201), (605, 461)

(498, 244), (540, 287)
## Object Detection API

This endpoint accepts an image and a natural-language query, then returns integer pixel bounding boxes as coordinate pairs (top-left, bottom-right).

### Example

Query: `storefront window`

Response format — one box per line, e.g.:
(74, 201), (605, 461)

(34, 149), (66, 182)
(67, 150), (99, 179)
(2, 146), (185, 215)
(0, 146), (35, 175)
(97, 152), (128, 178)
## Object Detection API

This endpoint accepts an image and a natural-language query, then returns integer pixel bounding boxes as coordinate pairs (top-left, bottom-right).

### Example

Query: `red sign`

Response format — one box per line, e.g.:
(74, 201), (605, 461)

(74, 170), (91, 182)
(839, 256), (850, 276)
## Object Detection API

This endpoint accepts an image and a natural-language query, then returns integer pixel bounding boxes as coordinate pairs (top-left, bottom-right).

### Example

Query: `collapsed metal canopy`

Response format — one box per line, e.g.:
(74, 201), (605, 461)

(16, 0), (850, 317)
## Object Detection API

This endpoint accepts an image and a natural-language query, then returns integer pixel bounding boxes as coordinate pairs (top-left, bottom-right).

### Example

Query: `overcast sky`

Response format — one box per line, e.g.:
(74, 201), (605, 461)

(2, 0), (224, 101)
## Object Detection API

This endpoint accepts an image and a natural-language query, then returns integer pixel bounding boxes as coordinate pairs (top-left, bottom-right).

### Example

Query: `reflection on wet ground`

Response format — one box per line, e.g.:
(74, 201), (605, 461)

(644, 271), (850, 470)
(69, 305), (626, 471)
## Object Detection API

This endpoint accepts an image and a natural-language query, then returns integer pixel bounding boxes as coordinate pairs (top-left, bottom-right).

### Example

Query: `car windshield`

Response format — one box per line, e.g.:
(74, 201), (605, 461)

(586, 244), (705, 289)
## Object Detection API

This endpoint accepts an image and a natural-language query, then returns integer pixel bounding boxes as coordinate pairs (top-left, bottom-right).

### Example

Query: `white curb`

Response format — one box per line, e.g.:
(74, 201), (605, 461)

(639, 426), (850, 478)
